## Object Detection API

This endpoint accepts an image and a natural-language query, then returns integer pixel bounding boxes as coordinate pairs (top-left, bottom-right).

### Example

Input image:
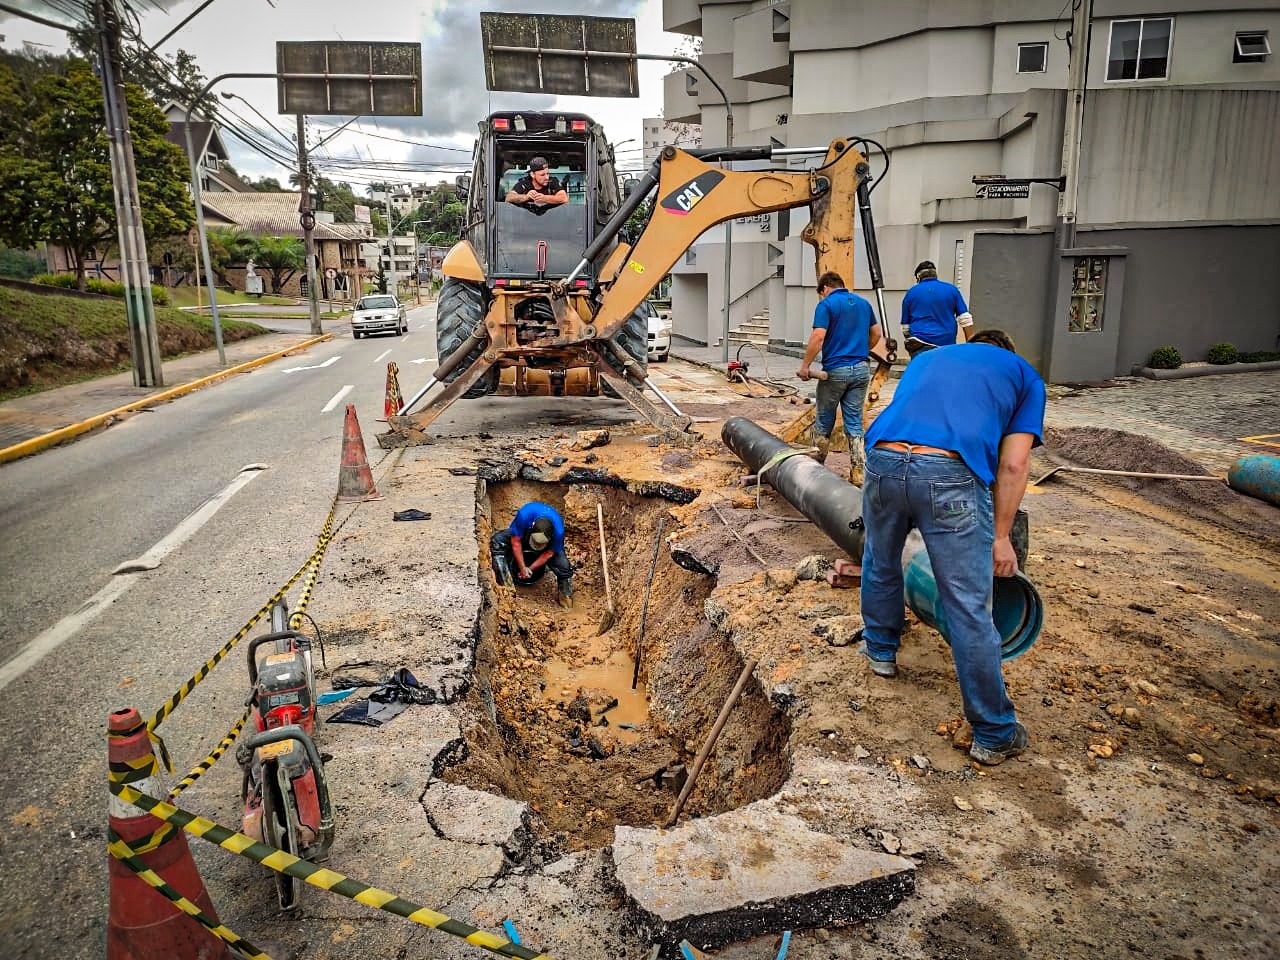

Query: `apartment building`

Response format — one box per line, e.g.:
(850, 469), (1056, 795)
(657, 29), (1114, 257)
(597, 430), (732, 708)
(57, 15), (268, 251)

(641, 116), (703, 168)
(663, 0), (1280, 380)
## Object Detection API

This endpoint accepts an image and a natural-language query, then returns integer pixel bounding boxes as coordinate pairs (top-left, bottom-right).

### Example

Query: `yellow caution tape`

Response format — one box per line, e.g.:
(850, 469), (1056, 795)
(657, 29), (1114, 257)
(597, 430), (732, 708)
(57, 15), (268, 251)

(107, 830), (272, 960)
(147, 506), (338, 732)
(109, 783), (556, 960)
(170, 706), (250, 801)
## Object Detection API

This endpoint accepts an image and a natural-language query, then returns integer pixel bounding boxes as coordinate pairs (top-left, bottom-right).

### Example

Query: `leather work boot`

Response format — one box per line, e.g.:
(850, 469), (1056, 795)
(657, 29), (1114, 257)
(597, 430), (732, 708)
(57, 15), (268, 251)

(848, 461), (865, 487)
(811, 436), (830, 464)
(557, 592), (573, 610)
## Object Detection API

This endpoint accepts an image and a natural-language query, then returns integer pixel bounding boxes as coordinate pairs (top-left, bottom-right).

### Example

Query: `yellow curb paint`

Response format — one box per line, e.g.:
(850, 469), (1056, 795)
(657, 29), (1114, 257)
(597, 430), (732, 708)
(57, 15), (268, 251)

(0, 334), (333, 465)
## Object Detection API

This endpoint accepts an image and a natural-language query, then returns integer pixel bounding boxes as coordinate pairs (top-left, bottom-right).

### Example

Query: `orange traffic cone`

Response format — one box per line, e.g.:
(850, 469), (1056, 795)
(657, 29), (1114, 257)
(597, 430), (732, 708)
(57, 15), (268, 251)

(382, 361), (403, 421)
(336, 403), (383, 502)
(107, 707), (228, 960)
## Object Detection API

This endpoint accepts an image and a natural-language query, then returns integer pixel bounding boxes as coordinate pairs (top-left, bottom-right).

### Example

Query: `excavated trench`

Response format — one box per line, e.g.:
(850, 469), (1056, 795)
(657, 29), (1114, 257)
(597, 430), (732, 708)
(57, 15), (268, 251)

(442, 476), (791, 849)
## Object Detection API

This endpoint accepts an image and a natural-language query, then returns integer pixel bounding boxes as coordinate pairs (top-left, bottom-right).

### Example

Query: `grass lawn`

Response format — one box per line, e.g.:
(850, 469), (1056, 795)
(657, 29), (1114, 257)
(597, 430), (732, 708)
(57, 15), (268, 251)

(0, 286), (267, 398)
(166, 287), (297, 309)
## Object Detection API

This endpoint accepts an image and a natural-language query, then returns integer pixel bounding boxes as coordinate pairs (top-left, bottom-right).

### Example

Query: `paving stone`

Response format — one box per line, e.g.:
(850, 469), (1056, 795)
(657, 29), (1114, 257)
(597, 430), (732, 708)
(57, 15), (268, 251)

(612, 801), (915, 951)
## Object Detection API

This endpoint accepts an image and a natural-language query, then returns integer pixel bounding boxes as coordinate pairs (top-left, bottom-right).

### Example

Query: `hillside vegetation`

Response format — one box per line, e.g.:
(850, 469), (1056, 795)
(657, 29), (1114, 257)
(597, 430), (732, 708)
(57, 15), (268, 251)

(0, 285), (266, 396)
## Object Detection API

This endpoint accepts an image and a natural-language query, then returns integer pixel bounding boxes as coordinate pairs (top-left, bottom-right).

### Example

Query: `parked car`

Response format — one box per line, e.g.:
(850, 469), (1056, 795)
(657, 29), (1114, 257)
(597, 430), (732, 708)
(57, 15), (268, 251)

(643, 300), (671, 362)
(352, 295), (407, 339)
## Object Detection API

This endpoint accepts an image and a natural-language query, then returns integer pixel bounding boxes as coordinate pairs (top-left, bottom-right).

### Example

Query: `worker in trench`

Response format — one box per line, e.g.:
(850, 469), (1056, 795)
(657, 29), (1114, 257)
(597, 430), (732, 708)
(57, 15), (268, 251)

(857, 329), (1045, 766)
(490, 501), (574, 608)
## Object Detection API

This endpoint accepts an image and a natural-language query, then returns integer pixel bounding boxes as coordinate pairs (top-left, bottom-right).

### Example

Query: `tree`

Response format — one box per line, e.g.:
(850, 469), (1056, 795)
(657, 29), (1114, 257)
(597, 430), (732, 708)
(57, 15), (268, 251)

(204, 226), (254, 287)
(251, 235), (304, 294)
(0, 57), (194, 290)
(252, 176), (283, 192)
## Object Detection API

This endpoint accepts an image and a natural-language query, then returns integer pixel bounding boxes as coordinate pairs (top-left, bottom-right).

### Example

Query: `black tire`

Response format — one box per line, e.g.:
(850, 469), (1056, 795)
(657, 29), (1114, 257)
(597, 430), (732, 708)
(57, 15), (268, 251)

(353, 330), (362, 340)
(601, 305), (650, 397)
(436, 278), (496, 399)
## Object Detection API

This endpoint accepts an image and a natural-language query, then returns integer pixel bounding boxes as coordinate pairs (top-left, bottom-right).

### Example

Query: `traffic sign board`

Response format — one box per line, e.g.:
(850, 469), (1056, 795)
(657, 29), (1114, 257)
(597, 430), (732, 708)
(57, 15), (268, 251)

(977, 182), (1031, 199)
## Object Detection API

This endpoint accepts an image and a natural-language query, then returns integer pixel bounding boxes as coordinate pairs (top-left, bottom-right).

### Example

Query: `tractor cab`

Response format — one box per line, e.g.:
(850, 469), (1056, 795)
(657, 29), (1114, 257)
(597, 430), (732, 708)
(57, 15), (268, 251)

(462, 111), (622, 285)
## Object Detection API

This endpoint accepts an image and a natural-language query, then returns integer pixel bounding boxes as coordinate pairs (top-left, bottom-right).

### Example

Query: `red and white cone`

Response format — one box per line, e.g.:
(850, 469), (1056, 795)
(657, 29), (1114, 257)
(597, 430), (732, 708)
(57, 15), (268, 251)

(336, 403), (383, 503)
(107, 707), (228, 960)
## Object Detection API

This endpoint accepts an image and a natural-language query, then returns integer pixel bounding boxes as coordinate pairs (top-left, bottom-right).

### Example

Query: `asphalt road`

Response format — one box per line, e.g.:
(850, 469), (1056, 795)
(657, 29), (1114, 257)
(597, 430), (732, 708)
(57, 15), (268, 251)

(0, 297), (655, 957)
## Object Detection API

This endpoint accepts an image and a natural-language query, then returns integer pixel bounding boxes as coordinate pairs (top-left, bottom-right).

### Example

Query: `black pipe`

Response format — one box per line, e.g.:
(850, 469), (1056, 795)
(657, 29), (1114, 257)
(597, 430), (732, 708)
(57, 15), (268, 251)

(722, 416), (865, 559)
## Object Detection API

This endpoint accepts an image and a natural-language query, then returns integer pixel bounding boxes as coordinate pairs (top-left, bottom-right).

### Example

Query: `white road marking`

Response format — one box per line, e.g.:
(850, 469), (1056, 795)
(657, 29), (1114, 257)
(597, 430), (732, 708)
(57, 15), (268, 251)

(321, 384), (354, 413)
(410, 357), (438, 365)
(0, 464), (269, 693)
(283, 356), (341, 373)
(373, 349), (392, 363)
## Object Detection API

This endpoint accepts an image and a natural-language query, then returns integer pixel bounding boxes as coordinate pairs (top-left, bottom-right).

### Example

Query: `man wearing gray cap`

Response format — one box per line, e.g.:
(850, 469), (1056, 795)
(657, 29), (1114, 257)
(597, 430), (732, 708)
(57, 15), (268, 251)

(505, 157), (568, 211)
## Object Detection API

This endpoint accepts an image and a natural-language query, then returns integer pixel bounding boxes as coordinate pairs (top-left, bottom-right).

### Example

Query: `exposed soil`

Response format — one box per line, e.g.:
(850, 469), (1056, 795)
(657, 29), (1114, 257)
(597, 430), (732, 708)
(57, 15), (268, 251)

(469, 419), (1280, 958)
(443, 477), (790, 848)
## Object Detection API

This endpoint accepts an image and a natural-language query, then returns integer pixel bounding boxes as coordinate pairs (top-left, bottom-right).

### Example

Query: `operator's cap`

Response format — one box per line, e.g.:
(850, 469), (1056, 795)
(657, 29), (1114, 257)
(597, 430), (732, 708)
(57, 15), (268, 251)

(529, 516), (554, 550)
(529, 156), (548, 171)
(529, 530), (550, 549)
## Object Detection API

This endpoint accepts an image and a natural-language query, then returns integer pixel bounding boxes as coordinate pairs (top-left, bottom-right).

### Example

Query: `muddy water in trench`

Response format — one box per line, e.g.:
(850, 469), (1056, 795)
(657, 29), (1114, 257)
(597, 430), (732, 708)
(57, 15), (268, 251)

(443, 479), (791, 848)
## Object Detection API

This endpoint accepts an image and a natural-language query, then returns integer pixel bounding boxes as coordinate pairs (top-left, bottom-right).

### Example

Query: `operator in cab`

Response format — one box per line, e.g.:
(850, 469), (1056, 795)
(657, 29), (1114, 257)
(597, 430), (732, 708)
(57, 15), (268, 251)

(490, 501), (574, 609)
(505, 157), (568, 212)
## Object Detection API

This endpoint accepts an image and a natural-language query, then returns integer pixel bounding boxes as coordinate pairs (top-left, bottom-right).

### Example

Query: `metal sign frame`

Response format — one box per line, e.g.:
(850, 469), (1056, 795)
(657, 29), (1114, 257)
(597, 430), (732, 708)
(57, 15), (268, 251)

(480, 12), (638, 98)
(277, 41), (422, 117)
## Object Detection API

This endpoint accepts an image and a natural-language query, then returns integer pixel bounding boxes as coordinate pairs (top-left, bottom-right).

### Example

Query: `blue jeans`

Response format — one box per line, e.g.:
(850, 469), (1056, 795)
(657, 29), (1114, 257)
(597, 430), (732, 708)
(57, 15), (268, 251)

(859, 446), (1017, 748)
(814, 362), (870, 460)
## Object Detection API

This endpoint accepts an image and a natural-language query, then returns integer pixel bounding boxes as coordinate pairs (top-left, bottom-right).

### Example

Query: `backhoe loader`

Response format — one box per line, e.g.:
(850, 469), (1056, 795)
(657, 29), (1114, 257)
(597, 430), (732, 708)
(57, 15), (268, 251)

(384, 111), (895, 445)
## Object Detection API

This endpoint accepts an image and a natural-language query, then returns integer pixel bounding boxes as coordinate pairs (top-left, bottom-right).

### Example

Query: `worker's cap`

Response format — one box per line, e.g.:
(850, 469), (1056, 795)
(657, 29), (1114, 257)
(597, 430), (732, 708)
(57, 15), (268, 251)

(528, 517), (554, 549)
(528, 156), (549, 171)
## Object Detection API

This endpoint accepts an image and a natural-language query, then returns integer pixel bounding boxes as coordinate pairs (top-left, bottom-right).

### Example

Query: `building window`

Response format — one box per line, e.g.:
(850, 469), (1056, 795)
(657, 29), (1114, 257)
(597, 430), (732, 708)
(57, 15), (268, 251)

(1068, 257), (1107, 333)
(1234, 31), (1271, 63)
(1017, 42), (1048, 73)
(1107, 18), (1173, 81)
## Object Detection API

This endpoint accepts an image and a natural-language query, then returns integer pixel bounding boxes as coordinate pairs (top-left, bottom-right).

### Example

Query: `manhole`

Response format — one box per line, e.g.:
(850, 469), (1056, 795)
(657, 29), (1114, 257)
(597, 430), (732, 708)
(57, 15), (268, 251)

(443, 477), (791, 849)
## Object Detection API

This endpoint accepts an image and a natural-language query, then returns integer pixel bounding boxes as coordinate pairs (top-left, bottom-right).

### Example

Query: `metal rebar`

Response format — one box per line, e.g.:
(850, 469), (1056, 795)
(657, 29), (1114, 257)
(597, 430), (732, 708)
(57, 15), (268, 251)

(663, 658), (758, 828)
(632, 516), (665, 690)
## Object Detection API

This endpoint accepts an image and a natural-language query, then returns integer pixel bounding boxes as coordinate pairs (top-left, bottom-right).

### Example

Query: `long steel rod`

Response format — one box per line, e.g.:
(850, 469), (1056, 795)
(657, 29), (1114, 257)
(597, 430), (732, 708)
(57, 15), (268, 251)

(632, 516), (665, 690)
(663, 658), (758, 828)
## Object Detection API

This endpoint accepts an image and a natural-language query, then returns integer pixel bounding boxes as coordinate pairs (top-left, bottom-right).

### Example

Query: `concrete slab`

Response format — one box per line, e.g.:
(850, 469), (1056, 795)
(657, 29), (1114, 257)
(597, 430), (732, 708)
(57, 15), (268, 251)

(612, 800), (915, 951)
(421, 780), (530, 856)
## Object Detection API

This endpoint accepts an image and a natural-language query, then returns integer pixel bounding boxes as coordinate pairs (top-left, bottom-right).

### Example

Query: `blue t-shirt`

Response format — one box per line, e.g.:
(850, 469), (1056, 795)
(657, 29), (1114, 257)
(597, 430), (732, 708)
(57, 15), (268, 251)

(510, 502), (565, 553)
(866, 344), (1045, 485)
(813, 288), (879, 369)
(902, 278), (968, 346)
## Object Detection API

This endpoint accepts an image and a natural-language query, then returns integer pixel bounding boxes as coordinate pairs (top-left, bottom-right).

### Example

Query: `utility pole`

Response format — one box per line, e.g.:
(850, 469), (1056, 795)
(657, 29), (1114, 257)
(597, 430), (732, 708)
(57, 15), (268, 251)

(386, 191), (395, 295)
(721, 108), (734, 364)
(95, 0), (163, 386)
(1057, 0), (1092, 251)
(295, 114), (322, 335)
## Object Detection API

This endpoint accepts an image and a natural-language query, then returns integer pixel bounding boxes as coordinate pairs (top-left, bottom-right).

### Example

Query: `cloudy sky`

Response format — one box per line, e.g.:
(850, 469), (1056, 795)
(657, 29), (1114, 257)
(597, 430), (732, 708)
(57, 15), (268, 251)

(1, 0), (684, 190)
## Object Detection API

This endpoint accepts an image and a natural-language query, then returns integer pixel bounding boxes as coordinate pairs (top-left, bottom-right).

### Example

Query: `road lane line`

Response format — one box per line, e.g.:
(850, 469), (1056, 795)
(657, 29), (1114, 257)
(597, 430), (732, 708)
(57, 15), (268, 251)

(283, 355), (341, 373)
(0, 464), (269, 693)
(321, 385), (354, 413)
(409, 357), (438, 364)
(373, 349), (392, 363)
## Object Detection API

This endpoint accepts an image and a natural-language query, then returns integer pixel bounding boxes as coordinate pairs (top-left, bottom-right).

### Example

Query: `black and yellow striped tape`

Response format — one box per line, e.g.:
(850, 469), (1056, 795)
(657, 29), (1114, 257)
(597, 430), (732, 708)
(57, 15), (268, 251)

(107, 830), (271, 960)
(147, 507), (337, 732)
(170, 706), (250, 801)
(109, 783), (555, 960)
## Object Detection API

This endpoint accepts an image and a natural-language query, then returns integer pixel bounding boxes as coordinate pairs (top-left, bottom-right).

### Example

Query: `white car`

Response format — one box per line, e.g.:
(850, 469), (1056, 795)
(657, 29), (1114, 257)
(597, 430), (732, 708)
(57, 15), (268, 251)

(644, 301), (671, 362)
(352, 295), (407, 339)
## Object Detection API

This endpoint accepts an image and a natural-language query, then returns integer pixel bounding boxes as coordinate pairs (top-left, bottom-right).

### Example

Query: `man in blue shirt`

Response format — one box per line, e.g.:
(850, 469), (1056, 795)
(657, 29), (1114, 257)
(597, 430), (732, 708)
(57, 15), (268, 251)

(901, 260), (974, 357)
(858, 329), (1046, 766)
(490, 501), (574, 608)
(798, 270), (881, 485)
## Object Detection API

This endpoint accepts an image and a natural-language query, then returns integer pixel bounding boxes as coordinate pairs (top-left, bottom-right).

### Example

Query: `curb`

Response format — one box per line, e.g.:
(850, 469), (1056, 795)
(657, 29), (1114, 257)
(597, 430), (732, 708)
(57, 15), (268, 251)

(0, 333), (333, 466)
(1131, 359), (1280, 380)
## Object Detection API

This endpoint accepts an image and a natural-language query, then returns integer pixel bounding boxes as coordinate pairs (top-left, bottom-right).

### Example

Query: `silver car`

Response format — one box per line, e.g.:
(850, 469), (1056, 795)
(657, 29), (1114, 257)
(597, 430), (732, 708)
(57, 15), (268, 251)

(352, 295), (408, 339)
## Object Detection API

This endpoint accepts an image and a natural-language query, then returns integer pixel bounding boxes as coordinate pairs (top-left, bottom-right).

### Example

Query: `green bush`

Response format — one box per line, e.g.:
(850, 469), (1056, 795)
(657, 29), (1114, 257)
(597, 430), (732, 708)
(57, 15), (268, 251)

(1237, 350), (1280, 364)
(1148, 346), (1182, 370)
(1206, 342), (1239, 365)
(32, 273), (169, 305)
(0, 247), (46, 279)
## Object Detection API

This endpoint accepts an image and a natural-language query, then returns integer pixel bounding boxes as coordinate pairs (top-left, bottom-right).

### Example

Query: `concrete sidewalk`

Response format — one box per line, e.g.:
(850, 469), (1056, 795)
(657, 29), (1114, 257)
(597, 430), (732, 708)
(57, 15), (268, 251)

(0, 332), (325, 451)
